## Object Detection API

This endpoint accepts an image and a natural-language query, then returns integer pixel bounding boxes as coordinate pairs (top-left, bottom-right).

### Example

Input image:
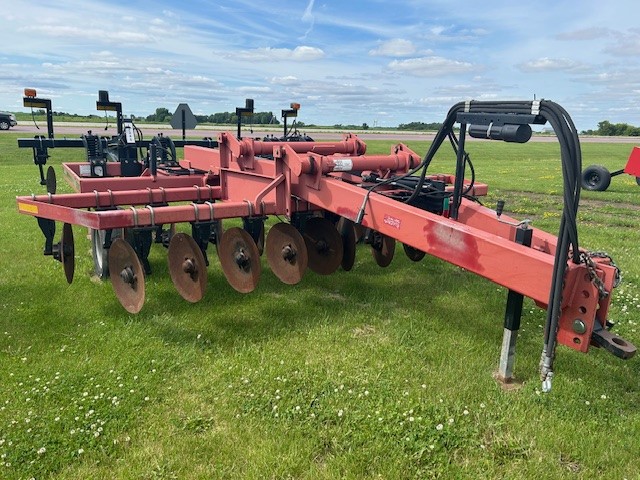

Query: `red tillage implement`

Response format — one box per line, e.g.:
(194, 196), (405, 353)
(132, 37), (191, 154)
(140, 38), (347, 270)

(16, 100), (636, 390)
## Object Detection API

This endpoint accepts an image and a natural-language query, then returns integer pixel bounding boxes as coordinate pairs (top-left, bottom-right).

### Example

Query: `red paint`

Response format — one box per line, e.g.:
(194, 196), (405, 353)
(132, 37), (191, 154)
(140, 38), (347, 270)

(624, 146), (640, 176)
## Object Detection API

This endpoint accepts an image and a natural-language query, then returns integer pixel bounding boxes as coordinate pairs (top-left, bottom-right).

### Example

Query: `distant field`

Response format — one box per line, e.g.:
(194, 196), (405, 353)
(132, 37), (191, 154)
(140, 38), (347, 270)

(11, 121), (640, 144)
(0, 131), (639, 479)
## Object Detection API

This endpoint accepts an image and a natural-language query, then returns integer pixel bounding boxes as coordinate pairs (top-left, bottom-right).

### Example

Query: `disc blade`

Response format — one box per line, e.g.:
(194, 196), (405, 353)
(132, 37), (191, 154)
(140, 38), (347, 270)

(403, 243), (426, 262)
(266, 223), (308, 285)
(302, 217), (343, 275)
(371, 232), (395, 268)
(168, 233), (207, 302)
(61, 223), (75, 284)
(337, 217), (357, 272)
(219, 227), (261, 293)
(108, 238), (145, 313)
(91, 228), (123, 279)
(46, 166), (57, 194)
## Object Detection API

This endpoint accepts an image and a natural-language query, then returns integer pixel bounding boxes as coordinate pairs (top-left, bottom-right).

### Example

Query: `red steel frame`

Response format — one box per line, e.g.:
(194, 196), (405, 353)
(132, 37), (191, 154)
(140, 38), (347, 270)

(624, 146), (640, 177)
(16, 132), (616, 355)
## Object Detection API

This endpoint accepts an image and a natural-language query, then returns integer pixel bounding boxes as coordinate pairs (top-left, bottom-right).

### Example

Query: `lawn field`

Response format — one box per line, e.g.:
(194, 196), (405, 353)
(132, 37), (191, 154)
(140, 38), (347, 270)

(1, 131), (639, 479)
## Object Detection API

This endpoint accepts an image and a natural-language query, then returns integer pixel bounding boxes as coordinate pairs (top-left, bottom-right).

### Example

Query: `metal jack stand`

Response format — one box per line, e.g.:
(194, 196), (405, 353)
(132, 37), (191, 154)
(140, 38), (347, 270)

(497, 220), (533, 384)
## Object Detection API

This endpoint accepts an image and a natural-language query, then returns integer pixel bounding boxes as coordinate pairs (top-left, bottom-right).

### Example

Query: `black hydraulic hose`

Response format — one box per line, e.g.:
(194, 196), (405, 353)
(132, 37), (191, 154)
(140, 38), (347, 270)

(537, 100), (582, 367)
(401, 99), (583, 383)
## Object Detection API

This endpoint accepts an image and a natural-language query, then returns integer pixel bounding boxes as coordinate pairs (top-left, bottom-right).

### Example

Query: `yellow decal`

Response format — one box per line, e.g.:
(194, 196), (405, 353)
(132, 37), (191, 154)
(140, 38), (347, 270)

(18, 202), (39, 214)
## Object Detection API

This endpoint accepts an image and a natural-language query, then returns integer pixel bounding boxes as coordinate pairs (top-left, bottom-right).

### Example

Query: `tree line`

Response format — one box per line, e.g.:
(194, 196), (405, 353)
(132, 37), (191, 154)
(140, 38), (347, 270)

(144, 108), (279, 125)
(397, 121), (444, 131)
(582, 120), (640, 136)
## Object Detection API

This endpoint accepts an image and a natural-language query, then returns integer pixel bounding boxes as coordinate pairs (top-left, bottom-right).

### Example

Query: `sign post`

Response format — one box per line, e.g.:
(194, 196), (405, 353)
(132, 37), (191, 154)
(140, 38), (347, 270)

(171, 103), (197, 140)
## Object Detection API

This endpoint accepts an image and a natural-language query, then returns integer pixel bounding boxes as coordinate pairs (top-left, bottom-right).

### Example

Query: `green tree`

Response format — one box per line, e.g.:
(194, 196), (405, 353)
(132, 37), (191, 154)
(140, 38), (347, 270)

(146, 108), (172, 123)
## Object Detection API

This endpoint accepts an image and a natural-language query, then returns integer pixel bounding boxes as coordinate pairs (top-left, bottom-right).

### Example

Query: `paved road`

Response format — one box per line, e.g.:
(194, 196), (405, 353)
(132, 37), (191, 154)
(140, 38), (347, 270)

(5, 123), (639, 143)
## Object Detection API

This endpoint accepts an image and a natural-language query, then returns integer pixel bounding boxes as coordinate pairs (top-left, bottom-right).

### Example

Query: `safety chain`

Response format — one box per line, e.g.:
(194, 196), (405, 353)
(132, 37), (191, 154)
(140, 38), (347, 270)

(580, 251), (622, 299)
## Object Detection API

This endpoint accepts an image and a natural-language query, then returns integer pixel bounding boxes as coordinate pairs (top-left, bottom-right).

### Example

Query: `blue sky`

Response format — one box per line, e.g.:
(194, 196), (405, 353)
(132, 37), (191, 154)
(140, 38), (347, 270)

(1, 0), (639, 130)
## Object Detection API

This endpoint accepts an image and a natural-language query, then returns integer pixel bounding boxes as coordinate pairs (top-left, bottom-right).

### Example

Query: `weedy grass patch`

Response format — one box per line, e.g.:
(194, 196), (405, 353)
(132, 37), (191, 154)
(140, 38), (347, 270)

(0, 132), (639, 479)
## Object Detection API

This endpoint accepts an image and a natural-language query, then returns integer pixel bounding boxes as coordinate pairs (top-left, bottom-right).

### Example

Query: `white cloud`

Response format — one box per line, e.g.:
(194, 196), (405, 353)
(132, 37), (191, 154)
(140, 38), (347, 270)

(389, 56), (476, 77)
(20, 25), (153, 44)
(369, 39), (417, 57)
(556, 27), (611, 41)
(233, 46), (325, 62)
(237, 86), (272, 93)
(270, 76), (300, 85)
(518, 57), (586, 73)
(301, 0), (315, 39)
(604, 31), (640, 57)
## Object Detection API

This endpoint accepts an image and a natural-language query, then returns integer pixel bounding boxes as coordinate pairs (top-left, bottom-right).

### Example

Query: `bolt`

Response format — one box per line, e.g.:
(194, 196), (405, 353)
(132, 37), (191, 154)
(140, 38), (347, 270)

(282, 245), (295, 261)
(234, 249), (250, 269)
(120, 266), (136, 286)
(572, 319), (587, 334)
(182, 258), (196, 275)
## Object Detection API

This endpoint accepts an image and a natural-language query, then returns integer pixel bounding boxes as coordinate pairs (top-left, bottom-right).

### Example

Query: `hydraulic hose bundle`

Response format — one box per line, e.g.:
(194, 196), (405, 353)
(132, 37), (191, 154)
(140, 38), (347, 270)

(369, 100), (583, 387)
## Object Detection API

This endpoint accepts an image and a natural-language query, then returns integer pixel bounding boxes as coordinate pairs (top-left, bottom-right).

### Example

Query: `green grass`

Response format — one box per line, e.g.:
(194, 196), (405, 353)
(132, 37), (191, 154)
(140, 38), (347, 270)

(1, 132), (639, 479)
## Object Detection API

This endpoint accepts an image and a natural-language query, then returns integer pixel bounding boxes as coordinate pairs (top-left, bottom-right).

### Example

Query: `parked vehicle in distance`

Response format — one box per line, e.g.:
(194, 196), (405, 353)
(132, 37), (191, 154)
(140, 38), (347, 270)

(0, 111), (18, 130)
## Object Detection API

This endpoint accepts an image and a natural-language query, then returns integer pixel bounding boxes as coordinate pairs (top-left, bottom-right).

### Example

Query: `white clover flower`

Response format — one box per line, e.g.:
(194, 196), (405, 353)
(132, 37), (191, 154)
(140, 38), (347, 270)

(77, 448), (84, 455)
(463, 410), (469, 415)
(436, 423), (443, 431)
(338, 409), (344, 417)
(37, 447), (46, 455)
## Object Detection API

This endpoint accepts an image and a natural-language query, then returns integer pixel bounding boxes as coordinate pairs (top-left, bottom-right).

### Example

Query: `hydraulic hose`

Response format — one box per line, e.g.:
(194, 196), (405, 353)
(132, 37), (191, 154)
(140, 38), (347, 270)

(400, 99), (582, 387)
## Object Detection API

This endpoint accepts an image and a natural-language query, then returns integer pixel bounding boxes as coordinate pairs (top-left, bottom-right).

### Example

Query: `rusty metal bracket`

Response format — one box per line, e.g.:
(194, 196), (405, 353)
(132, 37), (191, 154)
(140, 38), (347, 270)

(591, 323), (636, 359)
